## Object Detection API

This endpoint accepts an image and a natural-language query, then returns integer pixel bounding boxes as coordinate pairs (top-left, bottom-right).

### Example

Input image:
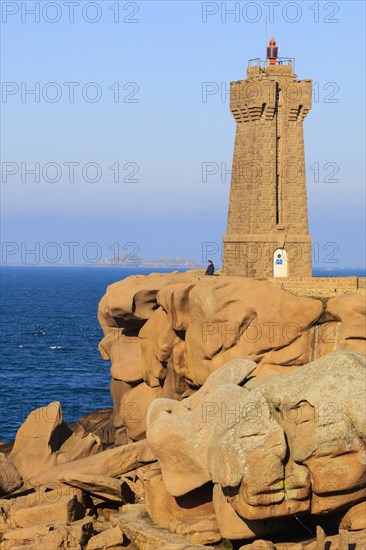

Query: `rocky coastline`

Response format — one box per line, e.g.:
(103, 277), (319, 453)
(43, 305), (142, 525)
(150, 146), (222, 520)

(1, 270), (365, 549)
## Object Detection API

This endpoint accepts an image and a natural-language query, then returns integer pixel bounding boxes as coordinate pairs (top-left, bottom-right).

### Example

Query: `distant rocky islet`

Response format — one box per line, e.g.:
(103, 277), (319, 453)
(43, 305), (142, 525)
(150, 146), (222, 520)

(95, 256), (202, 268)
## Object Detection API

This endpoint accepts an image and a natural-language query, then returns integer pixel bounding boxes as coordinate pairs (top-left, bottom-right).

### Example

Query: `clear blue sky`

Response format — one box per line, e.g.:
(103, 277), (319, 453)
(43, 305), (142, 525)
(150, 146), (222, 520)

(1, 0), (365, 267)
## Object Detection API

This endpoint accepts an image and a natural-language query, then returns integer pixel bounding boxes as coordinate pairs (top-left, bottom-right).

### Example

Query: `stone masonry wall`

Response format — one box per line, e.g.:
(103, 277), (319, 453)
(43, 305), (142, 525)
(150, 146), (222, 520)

(265, 276), (366, 297)
(223, 239), (312, 277)
(223, 63), (313, 278)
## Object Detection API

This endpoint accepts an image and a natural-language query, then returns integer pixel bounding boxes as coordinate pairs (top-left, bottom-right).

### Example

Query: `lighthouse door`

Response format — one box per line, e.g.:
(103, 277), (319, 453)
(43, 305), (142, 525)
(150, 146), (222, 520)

(273, 248), (288, 277)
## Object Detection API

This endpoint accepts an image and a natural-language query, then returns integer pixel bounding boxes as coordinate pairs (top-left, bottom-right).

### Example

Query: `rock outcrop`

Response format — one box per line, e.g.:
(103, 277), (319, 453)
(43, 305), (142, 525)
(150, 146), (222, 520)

(9, 401), (102, 482)
(0, 419), (155, 548)
(98, 272), (365, 441)
(146, 350), (366, 540)
(95, 272), (365, 546)
(1, 271), (364, 549)
(0, 454), (22, 497)
(146, 358), (257, 496)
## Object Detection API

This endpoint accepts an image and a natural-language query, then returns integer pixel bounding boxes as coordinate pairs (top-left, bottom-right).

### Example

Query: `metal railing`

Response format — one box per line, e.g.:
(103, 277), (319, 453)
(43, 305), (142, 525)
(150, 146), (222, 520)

(248, 57), (295, 71)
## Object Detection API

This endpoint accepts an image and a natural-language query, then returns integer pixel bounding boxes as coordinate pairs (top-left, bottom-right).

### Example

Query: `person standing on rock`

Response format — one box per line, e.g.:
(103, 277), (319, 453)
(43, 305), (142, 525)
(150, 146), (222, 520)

(205, 260), (215, 276)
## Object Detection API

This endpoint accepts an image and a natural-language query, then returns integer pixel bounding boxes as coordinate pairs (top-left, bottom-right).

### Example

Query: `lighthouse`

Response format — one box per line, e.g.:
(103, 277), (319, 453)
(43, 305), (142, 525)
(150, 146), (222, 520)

(223, 40), (313, 278)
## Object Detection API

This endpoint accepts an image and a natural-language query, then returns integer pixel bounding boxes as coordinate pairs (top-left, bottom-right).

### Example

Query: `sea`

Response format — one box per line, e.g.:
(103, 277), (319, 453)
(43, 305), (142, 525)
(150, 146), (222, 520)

(0, 266), (186, 442)
(0, 265), (365, 442)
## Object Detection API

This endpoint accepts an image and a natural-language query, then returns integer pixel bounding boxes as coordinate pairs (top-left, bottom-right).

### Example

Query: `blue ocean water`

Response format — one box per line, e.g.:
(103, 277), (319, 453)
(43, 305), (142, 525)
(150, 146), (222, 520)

(312, 267), (365, 277)
(0, 265), (364, 442)
(0, 266), (182, 442)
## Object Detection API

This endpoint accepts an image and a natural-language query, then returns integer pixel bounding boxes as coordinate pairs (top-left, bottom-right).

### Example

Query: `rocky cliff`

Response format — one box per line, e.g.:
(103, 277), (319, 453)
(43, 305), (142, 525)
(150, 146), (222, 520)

(1, 270), (365, 549)
(98, 271), (365, 440)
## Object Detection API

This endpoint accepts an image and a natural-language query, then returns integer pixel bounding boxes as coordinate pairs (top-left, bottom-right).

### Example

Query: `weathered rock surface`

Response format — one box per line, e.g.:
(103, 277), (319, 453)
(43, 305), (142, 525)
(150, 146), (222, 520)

(98, 273), (365, 448)
(210, 351), (366, 523)
(97, 258), (363, 549)
(239, 541), (275, 550)
(110, 504), (216, 549)
(340, 501), (366, 530)
(30, 438), (156, 487)
(111, 379), (161, 442)
(139, 307), (176, 387)
(184, 277), (324, 384)
(264, 351), (366, 515)
(3, 273), (364, 549)
(4, 488), (86, 530)
(58, 471), (123, 502)
(98, 271), (202, 333)
(157, 281), (196, 332)
(0, 454), (22, 496)
(272, 528), (366, 549)
(9, 401), (70, 480)
(144, 469), (220, 544)
(71, 408), (115, 448)
(86, 526), (123, 549)
(9, 402), (101, 481)
(1, 518), (93, 549)
(110, 334), (143, 384)
(326, 293), (366, 354)
(146, 350), (366, 540)
(212, 468), (299, 540)
(146, 359), (256, 496)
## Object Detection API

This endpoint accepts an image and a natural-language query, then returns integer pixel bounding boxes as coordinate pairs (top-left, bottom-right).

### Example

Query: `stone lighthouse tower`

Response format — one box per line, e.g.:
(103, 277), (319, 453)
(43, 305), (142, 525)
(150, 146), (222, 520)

(223, 39), (312, 278)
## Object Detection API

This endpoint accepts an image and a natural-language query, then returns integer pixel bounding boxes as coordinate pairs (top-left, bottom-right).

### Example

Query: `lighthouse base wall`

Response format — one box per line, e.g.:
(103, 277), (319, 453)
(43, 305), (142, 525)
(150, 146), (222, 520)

(222, 234), (312, 278)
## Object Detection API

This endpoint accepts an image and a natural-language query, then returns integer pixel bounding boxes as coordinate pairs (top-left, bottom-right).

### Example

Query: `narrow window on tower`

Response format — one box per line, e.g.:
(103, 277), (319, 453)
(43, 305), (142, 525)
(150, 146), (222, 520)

(276, 136), (280, 225)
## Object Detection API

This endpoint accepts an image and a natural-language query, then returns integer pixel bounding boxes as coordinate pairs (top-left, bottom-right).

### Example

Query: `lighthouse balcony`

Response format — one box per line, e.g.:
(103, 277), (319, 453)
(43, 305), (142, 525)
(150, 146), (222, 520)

(248, 57), (295, 68)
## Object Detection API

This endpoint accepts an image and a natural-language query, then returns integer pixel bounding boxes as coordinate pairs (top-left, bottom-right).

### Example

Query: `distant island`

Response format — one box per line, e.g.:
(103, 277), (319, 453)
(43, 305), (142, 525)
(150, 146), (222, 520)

(95, 256), (203, 268)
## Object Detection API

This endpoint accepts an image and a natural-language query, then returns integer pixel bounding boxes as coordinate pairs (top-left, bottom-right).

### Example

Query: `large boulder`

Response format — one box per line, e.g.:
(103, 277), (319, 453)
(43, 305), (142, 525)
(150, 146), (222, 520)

(184, 278), (323, 385)
(264, 350), (366, 515)
(98, 272), (204, 442)
(212, 484), (298, 540)
(86, 526), (123, 549)
(9, 402), (101, 481)
(144, 468), (220, 544)
(29, 439), (156, 487)
(9, 402), (70, 479)
(209, 350), (366, 524)
(208, 390), (310, 520)
(98, 271), (203, 334)
(0, 454), (22, 496)
(2, 518), (93, 549)
(5, 488), (86, 530)
(146, 359), (256, 496)
(340, 501), (366, 530)
(58, 471), (124, 502)
(326, 293), (366, 354)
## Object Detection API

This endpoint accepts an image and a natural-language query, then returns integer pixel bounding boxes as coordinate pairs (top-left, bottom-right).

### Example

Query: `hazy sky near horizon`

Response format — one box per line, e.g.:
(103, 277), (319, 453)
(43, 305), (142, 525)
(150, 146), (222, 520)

(1, 0), (365, 267)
